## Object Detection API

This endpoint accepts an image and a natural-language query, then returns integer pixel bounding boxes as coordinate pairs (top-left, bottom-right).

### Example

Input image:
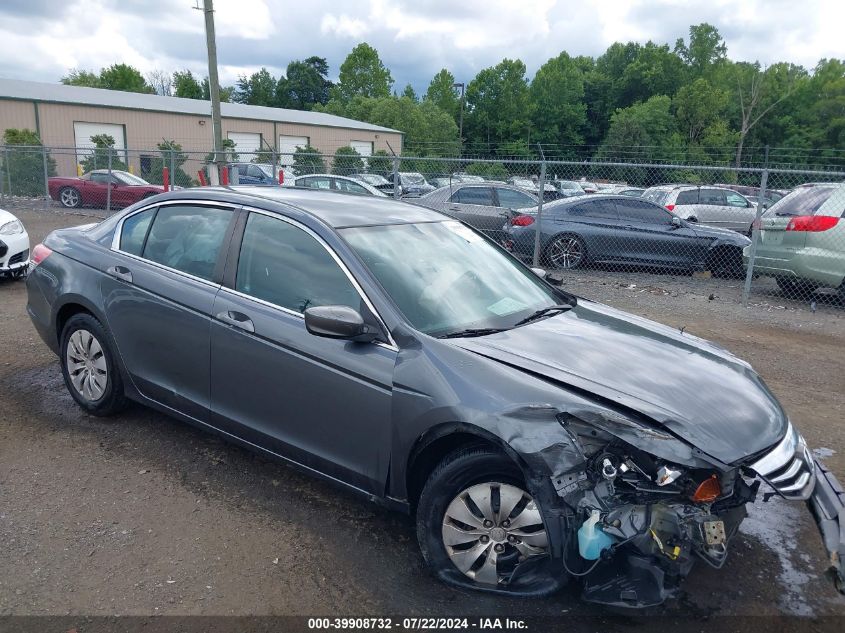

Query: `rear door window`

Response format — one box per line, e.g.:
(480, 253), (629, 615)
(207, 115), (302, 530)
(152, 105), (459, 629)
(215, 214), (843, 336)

(676, 190), (699, 205)
(616, 199), (673, 225)
(119, 207), (156, 255)
(141, 205), (232, 281)
(450, 187), (494, 206)
(699, 189), (727, 205)
(495, 187), (536, 209)
(335, 179), (370, 195)
(577, 199), (618, 219)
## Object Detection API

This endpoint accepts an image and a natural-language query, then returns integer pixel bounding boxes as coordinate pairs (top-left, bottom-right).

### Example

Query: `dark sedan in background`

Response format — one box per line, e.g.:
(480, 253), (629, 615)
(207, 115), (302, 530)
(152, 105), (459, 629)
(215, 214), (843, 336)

(504, 194), (750, 276)
(24, 185), (844, 606)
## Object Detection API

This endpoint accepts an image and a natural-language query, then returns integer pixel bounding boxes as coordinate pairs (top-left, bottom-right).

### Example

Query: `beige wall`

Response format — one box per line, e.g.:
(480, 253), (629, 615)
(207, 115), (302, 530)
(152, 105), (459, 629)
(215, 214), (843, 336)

(0, 98), (403, 178)
(0, 100), (37, 132)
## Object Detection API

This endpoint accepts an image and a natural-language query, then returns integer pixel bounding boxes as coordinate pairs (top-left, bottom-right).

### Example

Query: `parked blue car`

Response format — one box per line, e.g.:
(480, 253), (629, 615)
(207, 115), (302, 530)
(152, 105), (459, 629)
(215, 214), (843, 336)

(227, 163), (279, 186)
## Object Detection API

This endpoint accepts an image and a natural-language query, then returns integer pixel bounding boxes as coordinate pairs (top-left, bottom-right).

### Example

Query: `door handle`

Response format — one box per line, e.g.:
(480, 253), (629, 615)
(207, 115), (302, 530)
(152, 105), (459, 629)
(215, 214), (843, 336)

(106, 265), (133, 283)
(216, 310), (255, 333)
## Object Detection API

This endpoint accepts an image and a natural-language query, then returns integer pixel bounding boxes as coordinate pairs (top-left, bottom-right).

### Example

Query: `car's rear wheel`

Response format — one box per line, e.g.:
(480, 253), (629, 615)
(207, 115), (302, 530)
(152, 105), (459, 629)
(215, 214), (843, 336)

(60, 313), (126, 416)
(416, 447), (558, 595)
(59, 187), (82, 208)
(544, 234), (586, 270)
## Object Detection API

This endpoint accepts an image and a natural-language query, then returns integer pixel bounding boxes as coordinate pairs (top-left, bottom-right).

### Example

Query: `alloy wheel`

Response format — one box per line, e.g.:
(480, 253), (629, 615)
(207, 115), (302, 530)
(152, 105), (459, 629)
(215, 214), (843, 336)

(441, 482), (548, 585)
(548, 236), (584, 269)
(65, 329), (108, 401)
(60, 188), (80, 207)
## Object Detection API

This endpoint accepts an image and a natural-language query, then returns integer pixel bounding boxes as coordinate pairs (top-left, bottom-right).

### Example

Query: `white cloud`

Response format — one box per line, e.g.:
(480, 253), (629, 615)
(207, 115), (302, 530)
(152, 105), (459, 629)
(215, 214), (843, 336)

(0, 0), (841, 90)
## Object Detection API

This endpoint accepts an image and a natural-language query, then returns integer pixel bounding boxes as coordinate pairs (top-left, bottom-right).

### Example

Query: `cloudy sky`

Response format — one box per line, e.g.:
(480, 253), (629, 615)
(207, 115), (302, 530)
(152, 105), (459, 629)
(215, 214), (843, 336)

(0, 0), (842, 93)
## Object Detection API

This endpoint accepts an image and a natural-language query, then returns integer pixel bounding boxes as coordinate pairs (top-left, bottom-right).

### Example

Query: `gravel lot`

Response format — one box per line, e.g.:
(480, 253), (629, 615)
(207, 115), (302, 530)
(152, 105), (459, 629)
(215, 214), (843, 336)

(1, 203), (844, 622)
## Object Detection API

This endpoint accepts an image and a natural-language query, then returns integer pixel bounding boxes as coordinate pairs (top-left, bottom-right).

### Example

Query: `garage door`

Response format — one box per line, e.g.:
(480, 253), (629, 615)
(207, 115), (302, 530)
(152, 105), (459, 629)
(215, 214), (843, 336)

(227, 132), (262, 162)
(74, 122), (126, 155)
(350, 141), (373, 157)
(279, 135), (309, 167)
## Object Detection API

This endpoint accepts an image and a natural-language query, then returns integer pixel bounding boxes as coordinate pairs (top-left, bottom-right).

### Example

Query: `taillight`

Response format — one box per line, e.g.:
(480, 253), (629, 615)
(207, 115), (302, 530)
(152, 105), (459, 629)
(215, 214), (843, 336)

(31, 243), (52, 267)
(691, 475), (721, 503)
(666, 204), (675, 212)
(785, 215), (839, 232)
(510, 215), (535, 226)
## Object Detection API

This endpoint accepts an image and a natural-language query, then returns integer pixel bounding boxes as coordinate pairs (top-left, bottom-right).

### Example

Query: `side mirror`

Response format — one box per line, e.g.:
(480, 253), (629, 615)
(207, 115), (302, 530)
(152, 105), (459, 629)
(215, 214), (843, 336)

(671, 216), (682, 229)
(530, 267), (547, 279)
(304, 305), (378, 343)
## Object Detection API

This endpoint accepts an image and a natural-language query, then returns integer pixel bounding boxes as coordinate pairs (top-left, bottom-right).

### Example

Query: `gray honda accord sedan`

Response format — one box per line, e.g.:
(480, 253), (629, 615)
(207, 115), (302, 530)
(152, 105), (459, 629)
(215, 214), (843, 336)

(26, 186), (845, 606)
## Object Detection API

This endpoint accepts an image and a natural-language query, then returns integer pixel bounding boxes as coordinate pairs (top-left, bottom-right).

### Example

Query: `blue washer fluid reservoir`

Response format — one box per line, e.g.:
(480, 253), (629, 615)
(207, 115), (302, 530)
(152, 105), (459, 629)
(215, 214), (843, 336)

(578, 509), (615, 560)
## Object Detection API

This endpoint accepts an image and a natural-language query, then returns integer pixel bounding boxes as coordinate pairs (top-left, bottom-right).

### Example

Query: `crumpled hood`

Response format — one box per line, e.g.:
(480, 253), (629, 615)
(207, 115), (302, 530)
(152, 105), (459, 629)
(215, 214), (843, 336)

(449, 300), (786, 464)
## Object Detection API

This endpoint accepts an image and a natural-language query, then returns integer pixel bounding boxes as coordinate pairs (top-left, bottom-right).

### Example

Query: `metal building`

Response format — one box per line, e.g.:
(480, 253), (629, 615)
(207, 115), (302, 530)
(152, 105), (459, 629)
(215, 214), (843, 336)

(0, 78), (402, 177)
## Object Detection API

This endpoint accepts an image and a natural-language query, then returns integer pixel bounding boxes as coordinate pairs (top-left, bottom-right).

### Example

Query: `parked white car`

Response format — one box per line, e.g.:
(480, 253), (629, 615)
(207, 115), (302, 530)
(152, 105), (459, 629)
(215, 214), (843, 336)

(0, 208), (30, 279)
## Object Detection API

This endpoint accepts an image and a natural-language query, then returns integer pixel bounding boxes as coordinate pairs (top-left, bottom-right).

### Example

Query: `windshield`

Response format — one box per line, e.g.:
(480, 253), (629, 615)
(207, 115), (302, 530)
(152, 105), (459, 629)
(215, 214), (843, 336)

(559, 181), (583, 190)
(114, 171), (149, 185)
(511, 178), (535, 187)
(402, 173), (426, 185)
(341, 221), (560, 337)
(763, 185), (837, 217)
(255, 164), (275, 178)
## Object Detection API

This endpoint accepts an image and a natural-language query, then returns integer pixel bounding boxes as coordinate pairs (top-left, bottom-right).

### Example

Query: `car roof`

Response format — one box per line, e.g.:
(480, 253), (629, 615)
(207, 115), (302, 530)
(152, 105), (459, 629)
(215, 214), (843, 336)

(177, 186), (447, 228)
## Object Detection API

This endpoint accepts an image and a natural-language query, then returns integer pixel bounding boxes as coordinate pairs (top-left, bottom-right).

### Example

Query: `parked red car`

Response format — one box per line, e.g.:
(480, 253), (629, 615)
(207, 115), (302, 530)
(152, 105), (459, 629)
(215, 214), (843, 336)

(48, 170), (165, 209)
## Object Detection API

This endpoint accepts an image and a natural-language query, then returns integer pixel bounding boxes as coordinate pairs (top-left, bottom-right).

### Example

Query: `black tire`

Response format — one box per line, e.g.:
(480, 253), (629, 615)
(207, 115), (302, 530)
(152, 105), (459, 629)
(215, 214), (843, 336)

(707, 246), (744, 279)
(543, 233), (587, 270)
(416, 446), (562, 596)
(58, 186), (82, 208)
(60, 313), (127, 416)
(776, 277), (818, 297)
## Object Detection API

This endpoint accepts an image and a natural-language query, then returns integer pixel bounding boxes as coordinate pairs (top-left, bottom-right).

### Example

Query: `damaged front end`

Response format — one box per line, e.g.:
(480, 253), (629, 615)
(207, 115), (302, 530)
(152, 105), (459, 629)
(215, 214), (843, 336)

(535, 413), (756, 608)
(515, 410), (845, 607)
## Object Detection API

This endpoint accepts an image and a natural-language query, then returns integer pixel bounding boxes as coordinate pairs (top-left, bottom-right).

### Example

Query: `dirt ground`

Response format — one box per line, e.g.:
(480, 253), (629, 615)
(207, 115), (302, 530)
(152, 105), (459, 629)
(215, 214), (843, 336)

(1, 205), (844, 622)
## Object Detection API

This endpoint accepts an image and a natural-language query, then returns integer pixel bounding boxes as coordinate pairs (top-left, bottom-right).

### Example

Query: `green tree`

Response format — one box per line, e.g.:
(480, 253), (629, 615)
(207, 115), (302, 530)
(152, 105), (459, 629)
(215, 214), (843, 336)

(318, 96), (459, 155)
(142, 139), (192, 187)
(675, 23), (727, 76)
(173, 70), (204, 99)
(233, 68), (277, 106)
(465, 161), (508, 179)
(61, 69), (101, 88)
(368, 149), (393, 177)
(530, 52), (587, 152)
(276, 56), (332, 109)
(599, 95), (675, 161)
(98, 64), (155, 93)
(1, 129), (57, 196)
(464, 59), (532, 152)
(673, 78), (728, 143)
(79, 134), (129, 173)
(201, 78), (233, 102)
(402, 84), (418, 102)
(291, 145), (325, 175)
(332, 146), (365, 175)
(424, 69), (460, 120)
(331, 43), (394, 102)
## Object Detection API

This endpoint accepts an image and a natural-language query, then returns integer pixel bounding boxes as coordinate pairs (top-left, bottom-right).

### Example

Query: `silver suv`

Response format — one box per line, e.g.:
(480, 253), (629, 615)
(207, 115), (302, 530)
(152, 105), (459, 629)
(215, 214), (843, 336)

(642, 185), (756, 234)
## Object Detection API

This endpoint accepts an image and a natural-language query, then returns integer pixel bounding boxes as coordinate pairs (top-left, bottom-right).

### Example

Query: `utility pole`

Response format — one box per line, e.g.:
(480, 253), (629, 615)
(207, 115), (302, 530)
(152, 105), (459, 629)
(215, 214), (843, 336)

(453, 82), (465, 156)
(198, 0), (223, 172)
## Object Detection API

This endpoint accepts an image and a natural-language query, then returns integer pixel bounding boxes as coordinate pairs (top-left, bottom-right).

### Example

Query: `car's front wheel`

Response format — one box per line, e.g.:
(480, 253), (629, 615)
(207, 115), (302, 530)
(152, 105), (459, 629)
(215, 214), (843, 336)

(60, 313), (127, 416)
(416, 446), (560, 595)
(58, 187), (82, 208)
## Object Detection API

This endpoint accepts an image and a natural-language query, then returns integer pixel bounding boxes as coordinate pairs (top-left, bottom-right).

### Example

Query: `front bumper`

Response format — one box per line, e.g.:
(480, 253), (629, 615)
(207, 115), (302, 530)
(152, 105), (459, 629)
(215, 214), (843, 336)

(0, 232), (30, 273)
(808, 458), (845, 593)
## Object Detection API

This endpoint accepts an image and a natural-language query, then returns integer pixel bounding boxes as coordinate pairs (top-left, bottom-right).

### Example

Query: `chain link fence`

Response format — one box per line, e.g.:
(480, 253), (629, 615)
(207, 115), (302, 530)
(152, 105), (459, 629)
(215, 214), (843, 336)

(2, 143), (843, 307)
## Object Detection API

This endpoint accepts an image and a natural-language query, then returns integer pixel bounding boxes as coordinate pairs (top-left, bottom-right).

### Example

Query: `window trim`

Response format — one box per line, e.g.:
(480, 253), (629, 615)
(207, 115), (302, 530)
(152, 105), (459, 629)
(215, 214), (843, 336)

(221, 206), (398, 351)
(111, 199), (239, 287)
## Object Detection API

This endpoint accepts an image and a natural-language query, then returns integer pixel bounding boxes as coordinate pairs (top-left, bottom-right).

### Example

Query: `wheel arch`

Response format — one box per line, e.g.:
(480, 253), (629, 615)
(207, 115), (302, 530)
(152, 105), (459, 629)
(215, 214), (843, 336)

(405, 422), (531, 512)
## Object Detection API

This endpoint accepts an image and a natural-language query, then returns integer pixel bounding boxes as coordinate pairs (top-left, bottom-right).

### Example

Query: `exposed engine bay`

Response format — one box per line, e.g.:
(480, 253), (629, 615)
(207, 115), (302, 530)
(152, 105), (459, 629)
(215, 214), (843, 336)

(514, 414), (802, 607)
